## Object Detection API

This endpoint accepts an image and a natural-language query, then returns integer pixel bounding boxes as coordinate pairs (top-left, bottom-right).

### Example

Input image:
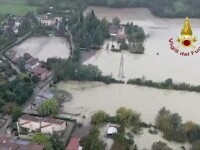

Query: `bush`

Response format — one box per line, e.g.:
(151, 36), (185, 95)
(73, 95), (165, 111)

(91, 111), (109, 125)
(39, 99), (59, 116)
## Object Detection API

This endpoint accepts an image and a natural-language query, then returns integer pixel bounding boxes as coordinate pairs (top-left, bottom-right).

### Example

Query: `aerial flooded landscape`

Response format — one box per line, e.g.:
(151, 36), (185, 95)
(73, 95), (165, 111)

(1, 0), (200, 150)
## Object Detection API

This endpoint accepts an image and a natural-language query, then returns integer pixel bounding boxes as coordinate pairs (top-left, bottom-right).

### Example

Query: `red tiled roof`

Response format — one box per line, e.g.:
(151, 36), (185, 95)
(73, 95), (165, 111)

(42, 117), (64, 125)
(32, 66), (49, 75)
(19, 114), (64, 125)
(41, 123), (52, 128)
(66, 137), (80, 150)
(19, 114), (40, 123)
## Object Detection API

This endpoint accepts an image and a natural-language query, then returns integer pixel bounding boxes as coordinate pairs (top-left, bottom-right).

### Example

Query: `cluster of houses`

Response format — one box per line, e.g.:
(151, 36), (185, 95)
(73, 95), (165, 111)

(108, 24), (127, 43)
(37, 14), (62, 27)
(6, 52), (51, 81)
(0, 111), (120, 150)
(1, 15), (22, 35)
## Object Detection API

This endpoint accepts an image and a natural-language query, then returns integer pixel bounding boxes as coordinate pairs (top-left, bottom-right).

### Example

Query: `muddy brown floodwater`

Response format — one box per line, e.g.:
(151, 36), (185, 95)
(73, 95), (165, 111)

(83, 7), (200, 85)
(10, 36), (70, 61)
(57, 7), (200, 149)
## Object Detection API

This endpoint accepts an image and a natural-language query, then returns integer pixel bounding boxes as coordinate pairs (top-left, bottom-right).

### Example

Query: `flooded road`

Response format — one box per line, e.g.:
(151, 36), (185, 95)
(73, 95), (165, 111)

(83, 7), (200, 85)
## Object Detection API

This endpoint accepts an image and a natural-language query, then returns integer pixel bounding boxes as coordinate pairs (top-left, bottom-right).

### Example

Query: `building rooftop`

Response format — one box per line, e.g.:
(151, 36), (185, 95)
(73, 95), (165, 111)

(109, 24), (119, 35)
(32, 66), (49, 75)
(19, 114), (40, 123)
(26, 58), (39, 66)
(42, 117), (64, 125)
(19, 114), (64, 125)
(66, 137), (81, 150)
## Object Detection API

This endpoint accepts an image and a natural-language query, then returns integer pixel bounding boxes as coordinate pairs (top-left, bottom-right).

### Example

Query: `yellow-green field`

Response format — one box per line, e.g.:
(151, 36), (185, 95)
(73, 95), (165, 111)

(0, 0), (39, 15)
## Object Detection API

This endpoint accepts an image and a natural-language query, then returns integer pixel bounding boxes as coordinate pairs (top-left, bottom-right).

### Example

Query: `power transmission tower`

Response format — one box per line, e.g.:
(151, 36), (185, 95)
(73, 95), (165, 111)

(118, 53), (124, 78)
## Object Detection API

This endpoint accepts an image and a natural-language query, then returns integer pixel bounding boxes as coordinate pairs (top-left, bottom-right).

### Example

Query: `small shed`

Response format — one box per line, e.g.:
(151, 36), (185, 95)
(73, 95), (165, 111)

(107, 126), (117, 135)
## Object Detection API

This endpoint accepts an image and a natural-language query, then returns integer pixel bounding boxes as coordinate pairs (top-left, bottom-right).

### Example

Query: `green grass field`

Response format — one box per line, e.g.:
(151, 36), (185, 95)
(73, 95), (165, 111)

(0, 0), (39, 15)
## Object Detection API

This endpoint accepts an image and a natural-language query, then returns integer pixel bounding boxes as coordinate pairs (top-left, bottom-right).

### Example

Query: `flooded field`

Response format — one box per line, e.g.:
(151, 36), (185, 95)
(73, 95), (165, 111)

(57, 81), (200, 125)
(83, 7), (200, 85)
(10, 36), (70, 61)
(134, 128), (191, 150)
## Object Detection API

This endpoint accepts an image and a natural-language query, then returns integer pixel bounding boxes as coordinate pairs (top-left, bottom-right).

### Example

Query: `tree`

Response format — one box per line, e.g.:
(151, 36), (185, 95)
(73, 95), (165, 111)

(116, 107), (133, 126)
(152, 141), (172, 150)
(116, 107), (141, 126)
(81, 128), (105, 150)
(33, 133), (53, 150)
(11, 105), (22, 121)
(18, 18), (31, 36)
(50, 134), (65, 150)
(155, 107), (186, 142)
(112, 17), (120, 26)
(183, 121), (200, 143)
(17, 57), (26, 72)
(192, 140), (200, 150)
(39, 99), (59, 116)
(91, 111), (109, 125)
(2, 103), (14, 114)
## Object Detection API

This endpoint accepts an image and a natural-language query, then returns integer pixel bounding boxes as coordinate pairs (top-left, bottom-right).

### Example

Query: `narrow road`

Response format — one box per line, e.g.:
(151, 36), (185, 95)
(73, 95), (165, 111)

(0, 116), (12, 135)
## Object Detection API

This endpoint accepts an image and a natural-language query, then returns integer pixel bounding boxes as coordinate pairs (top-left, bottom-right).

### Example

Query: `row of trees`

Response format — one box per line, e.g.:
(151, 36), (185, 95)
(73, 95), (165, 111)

(69, 10), (109, 49)
(47, 57), (124, 84)
(91, 107), (141, 127)
(127, 78), (200, 93)
(156, 107), (200, 149)
(125, 23), (145, 54)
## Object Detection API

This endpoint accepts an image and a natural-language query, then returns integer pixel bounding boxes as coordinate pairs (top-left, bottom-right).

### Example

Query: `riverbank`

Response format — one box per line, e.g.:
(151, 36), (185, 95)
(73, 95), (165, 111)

(127, 78), (200, 93)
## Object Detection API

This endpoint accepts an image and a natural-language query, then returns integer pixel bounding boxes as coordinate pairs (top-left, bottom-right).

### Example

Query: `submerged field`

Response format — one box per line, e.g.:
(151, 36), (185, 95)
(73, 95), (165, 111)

(83, 7), (200, 85)
(0, 0), (39, 15)
(9, 36), (71, 61)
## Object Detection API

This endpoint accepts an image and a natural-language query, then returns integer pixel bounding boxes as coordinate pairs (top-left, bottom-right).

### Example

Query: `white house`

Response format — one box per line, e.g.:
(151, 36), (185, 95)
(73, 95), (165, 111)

(38, 15), (62, 26)
(18, 114), (66, 135)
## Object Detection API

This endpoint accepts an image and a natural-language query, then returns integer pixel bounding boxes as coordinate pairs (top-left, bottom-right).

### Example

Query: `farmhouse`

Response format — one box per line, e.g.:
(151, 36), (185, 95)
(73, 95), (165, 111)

(18, 114), (66, 135)
(32, 65), (51, 81)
